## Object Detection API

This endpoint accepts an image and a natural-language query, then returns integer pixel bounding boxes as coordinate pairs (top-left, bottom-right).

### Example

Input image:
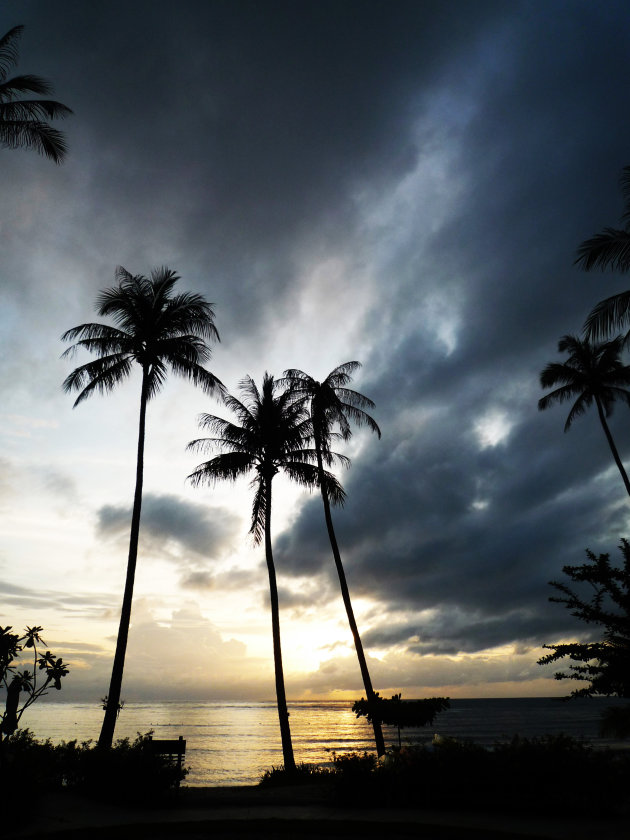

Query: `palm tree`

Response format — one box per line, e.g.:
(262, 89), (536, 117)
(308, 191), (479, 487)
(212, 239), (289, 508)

(62, 266), (222, 747)
(187, 373), (344, 772)
(0, 25), (72, 163)
(538, 334), (630, 497)
(281, 362), (386, 756)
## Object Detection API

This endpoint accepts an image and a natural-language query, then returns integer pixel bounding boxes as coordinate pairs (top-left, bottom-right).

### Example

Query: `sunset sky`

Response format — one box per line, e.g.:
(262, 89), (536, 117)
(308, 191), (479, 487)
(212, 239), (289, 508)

(3, 0), (630, 705)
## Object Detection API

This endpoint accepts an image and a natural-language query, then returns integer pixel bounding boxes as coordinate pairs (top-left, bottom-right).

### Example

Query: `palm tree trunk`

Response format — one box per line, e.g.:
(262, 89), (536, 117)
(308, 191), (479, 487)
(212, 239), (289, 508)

(316, 447), (386, 757)
(98, 368), (149, 748)
(595, 397), (630, 497)
(263, 473), (296, 771)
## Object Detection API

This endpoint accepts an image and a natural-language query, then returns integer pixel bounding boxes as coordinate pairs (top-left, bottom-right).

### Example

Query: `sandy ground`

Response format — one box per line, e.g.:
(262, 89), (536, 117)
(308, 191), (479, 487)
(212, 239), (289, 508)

(11, 784), (629, 840)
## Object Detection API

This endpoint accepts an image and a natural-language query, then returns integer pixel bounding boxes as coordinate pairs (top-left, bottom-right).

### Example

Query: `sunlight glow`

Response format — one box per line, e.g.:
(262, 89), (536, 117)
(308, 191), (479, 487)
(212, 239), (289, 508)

(471, 498), (489, 511)
(474, 410), (512, 449)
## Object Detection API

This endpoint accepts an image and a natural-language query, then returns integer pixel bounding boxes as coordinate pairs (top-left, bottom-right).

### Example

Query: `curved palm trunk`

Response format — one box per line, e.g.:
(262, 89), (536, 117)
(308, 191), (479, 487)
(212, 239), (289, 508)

(316, 446), (386, 757)
(263, 473), (296, 771)
(99, 368), (149, 748)
(595, 396), (630, 498)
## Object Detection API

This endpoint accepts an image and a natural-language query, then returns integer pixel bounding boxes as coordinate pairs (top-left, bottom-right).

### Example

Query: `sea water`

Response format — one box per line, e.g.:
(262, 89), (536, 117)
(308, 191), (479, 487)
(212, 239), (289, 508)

(19, 697), (630, 786)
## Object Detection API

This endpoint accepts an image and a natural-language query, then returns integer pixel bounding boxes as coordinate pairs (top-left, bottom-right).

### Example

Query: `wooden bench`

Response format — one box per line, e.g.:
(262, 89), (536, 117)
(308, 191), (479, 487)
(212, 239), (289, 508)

(147, 735), (186, 784)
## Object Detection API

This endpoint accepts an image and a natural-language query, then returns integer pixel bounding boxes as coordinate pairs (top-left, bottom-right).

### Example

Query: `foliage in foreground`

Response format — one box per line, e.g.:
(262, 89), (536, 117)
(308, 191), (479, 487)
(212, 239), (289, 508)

(539, 540), (630, 699)
(1, 625), (69, 738)
(260, 735), (630, 816)
(1, 729), (186, 814)
(259, 761), (333, 787)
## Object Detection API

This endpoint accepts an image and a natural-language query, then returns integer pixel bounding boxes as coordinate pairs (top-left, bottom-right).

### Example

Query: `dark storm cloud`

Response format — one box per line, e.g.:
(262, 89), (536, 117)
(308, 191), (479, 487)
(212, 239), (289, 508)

(273, 1), (630, 657)
(97, 493), (238, 560)
(6, 0), (511, 340)
(276, 367), (630, 652)
(361, 606), (598, 656)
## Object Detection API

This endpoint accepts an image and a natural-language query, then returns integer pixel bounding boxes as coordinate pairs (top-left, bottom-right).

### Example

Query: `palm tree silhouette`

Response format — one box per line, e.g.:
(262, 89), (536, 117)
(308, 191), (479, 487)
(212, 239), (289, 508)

(539, 334), (630, 497)
(62, 266), (222, 747)
(188, 373), (344, 772)
(281, 362), (386, 756)
(0, 25), (72, 163)
(575, 166), (630, 340)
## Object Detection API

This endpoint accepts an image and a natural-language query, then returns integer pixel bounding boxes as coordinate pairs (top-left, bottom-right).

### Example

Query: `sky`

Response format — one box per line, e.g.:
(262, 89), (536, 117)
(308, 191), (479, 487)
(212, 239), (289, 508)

(3, 0), (630, 708)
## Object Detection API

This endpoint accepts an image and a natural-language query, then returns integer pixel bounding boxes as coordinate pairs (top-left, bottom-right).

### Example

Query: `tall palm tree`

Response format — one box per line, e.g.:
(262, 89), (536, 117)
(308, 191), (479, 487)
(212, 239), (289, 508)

(62, 266), (222, 747)
(281, 362), (386, 756)
(538, 334), (630, 497)
(188, 374), (344, 772)
(0, 25), (72, 163)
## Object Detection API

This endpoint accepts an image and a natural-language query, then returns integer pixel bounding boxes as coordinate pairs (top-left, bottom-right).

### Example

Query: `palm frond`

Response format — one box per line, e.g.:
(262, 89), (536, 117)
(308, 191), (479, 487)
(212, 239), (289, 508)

(282, 461), (320, 491)
(187, 435), (250, 456)
(584, 291), (630, 341)
(187, 451), (255, 487)
(238, 374), (262, 408)
(280, 368), (314, 385)
(149, 266), (180, 300)
(146, 358), (167, 399)
(165, 356), (224, 397)
(249, 477), (266, 544)
(539, 362), (582, 392)
(0, 26), (23, 81)
(62, 355), (134, 407)
(608, 387), (630, 407)
(60, 323), (131, 357)
(336, 399), (381, 437)
(0, 119), (68, 162)
(575, 228), (630, 273)
(162, 292), (220, 342)
(563, 394), (591, 432)
(0, 97), (72, 121)
(321, 468), (347, 507)
(196, 413), (242, 437)
(220, 391), (256, 427)
(538, 384), (579, 411)
(325, 361), (363, 387)
(0, 73), (53, 98)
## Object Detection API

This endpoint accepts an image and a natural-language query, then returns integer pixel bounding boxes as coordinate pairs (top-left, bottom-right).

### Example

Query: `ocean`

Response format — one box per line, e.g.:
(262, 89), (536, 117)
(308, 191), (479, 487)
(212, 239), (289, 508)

(19, 697), (630, 786)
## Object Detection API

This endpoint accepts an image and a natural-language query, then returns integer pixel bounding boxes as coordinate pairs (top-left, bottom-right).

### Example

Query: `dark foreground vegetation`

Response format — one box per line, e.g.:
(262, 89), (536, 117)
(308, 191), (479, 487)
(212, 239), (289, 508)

(1, 729), (186, 817)
(261, 735), (630, 817)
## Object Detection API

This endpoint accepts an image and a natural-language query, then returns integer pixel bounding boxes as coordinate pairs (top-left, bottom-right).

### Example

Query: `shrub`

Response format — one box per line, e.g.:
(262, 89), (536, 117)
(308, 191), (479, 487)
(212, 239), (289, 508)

(0, 728), (186, 815)
(59, 730), (187, 803)
(259, 761), (332, 787)
(319, 735), (630, 816)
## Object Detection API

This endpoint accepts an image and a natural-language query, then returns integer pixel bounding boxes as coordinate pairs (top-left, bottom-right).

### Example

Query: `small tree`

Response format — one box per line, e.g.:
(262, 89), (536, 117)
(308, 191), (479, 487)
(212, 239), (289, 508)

(0, 625), (69, 740)
(352, 693), (450, 748)
(538, 540), (630, 699)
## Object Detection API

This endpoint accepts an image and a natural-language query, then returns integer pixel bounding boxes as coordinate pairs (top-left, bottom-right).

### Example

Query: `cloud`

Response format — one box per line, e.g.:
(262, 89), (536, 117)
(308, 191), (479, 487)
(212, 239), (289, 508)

(47, 599), (271, 702)
(295, 645), (559, 698)
(2, 581), (120, 620)
(180, 566), (255, 593)
(97, 493), (239, 562)
(4, 1), (630, 699)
